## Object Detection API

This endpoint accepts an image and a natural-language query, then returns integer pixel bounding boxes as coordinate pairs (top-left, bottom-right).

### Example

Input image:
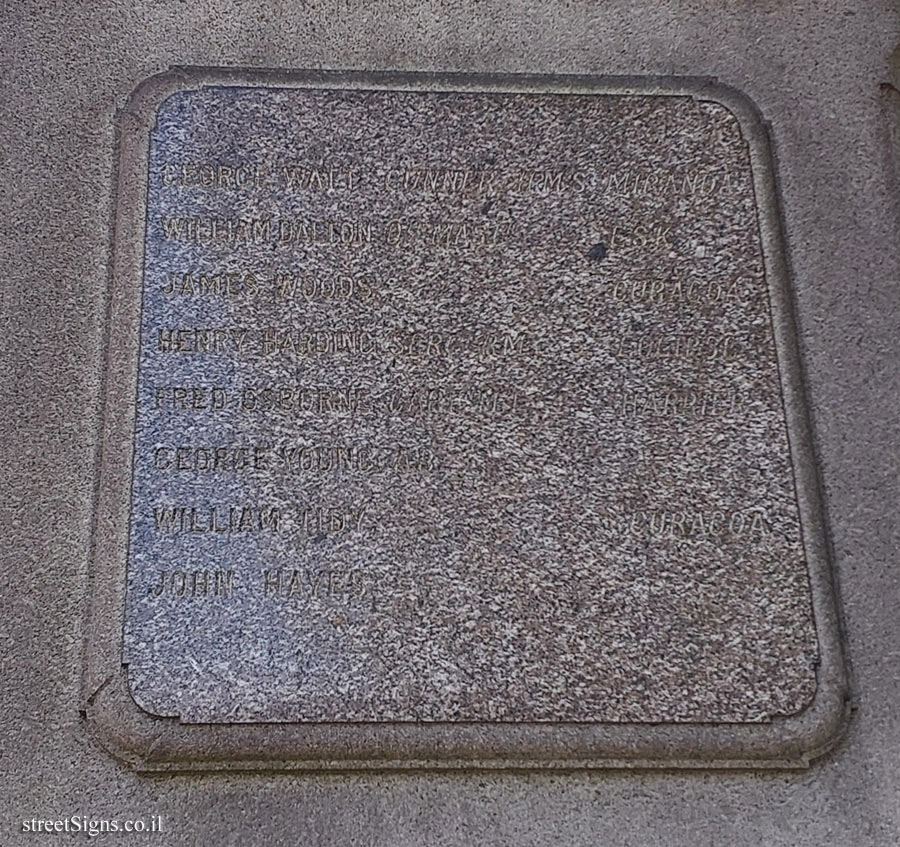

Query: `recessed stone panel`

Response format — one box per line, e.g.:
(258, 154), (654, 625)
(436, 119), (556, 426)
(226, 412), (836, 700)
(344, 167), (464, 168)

(87, 70), (845, 767)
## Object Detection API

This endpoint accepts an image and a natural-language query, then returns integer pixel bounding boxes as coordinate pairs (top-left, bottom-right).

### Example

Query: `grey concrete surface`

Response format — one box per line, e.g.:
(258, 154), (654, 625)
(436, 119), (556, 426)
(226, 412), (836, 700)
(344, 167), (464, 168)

(0, 0), (897, 844)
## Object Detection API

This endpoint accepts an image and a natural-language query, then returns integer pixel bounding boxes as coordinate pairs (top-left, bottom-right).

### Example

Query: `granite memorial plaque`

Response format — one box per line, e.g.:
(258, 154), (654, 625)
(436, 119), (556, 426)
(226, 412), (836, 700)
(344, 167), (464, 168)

(85, 69), (846, 769)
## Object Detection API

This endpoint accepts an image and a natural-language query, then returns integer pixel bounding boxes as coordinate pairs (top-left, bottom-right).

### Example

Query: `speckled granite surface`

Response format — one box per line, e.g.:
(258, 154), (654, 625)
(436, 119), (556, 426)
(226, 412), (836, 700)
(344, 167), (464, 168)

(122, 85), (818, 724)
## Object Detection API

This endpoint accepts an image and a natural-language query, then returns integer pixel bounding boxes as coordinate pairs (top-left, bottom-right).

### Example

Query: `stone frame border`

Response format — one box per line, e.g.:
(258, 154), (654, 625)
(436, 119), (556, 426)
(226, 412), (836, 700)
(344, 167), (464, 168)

(81, 67), (849, 771)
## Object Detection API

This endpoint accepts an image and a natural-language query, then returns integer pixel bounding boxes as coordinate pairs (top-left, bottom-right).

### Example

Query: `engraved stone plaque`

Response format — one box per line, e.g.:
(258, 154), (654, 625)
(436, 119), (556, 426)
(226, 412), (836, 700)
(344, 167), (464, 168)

(86, 70), (846, 769)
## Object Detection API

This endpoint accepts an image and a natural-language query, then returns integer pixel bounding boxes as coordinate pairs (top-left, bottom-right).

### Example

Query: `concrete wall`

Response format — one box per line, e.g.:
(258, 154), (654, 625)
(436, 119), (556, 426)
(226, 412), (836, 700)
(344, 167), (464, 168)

(1, 1), (897, 844)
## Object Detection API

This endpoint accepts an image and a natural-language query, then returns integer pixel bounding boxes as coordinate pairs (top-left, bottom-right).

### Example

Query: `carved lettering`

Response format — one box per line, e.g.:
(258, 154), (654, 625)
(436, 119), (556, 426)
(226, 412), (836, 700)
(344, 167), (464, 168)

(616, 389), (744, 419)
(149, 569), (236, 598)
(262, 569), (370, 603)
(151, 506), (280, 534)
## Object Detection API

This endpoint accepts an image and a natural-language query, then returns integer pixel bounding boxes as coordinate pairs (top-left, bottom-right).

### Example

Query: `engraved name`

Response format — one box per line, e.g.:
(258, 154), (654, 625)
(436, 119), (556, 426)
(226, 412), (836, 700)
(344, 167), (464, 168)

(150, 384), (524, 417)
(148, 569), (236, 598)
(616, 389), (744, 418)
(161, 162), (267, 189)
(614, 334), (738, 363)
(263, 568), (370, 602)
(240, 384), (524, 416)
(151, 505), (280, 534)
(160, 270), (262, 297)
(151, 444), (438, 474)
(299, 507), (367, 535)
(159, 217), (512, 247)
(155, 328), (532, 358)
(601, 276), (756, 305)
(160, 270), (382, 301)
(610, 507), (774, 539)
(161, 161), (359, 191)
(277, 444), (437, 474)
(159, 161), (736, 200)
(153, 386), (227, 410)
